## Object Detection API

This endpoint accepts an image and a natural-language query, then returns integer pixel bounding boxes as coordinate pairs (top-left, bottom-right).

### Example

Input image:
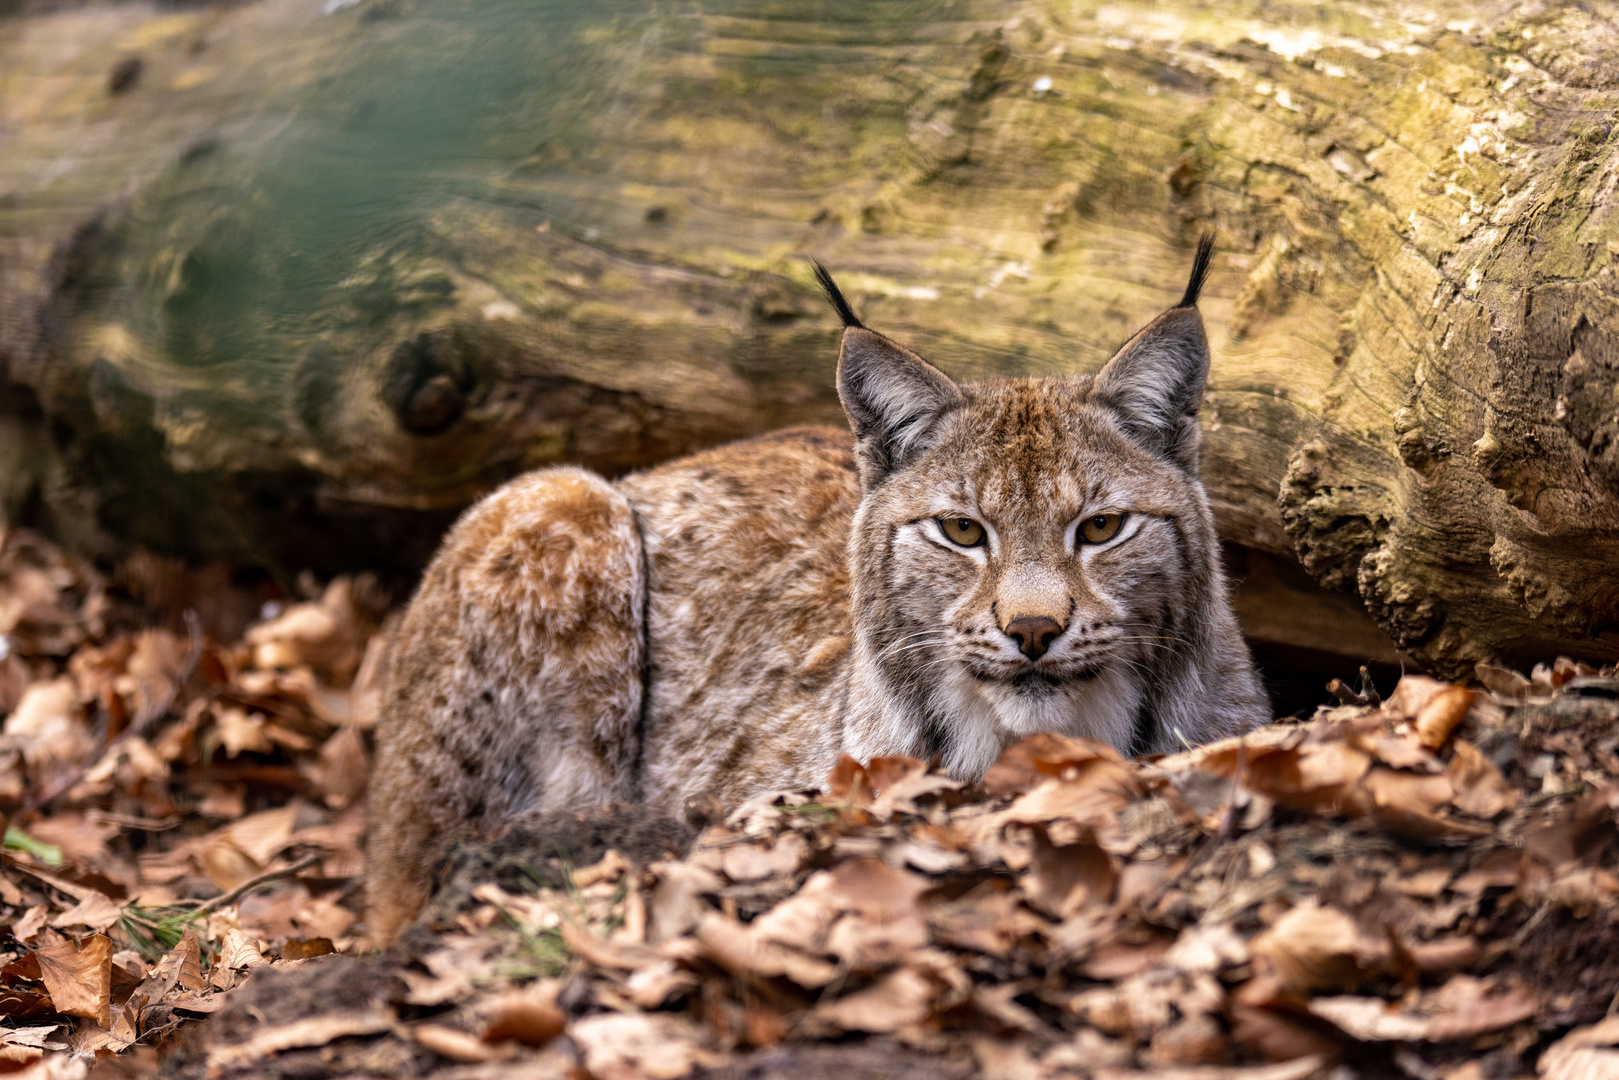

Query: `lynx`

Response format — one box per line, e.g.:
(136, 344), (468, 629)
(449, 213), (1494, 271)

(366, 236), (1268, 944)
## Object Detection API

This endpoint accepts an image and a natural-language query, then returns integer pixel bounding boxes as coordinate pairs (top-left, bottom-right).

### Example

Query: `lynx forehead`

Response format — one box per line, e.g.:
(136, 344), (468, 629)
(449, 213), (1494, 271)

(366, 236), (1268, 945)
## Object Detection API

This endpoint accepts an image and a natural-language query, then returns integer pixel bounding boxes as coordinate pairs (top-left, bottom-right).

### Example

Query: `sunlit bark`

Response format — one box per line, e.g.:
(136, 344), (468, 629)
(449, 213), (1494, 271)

(2, 0), (1616, 672)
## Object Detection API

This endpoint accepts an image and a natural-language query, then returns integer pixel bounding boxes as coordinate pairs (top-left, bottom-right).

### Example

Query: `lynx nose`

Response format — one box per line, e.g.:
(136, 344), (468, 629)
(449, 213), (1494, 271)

(1004, 615), (1064, 660)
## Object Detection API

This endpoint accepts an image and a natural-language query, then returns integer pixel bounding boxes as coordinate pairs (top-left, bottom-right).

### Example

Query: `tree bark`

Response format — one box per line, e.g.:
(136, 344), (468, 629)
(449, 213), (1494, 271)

(2, 0), (1616, 674)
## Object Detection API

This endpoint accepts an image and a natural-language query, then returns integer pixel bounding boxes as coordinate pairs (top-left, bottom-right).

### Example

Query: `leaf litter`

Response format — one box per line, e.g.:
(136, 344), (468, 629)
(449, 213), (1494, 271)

(2, 525), (1619, 1078)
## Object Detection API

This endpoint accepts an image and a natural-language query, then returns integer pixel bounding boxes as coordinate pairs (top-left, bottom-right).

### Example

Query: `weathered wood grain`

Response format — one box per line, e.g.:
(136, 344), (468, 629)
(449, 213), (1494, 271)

(2, 0), (1616, 673)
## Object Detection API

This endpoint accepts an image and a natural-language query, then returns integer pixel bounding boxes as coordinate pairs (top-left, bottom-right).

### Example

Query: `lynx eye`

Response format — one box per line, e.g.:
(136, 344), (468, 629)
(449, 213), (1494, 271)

(1079, 512), (1125, 544)
(938, 517), (986, 547)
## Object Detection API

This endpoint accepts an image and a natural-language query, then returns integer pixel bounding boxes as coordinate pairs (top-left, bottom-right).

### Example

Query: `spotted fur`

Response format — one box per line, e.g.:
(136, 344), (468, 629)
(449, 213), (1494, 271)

(366, 243), (1268, 945)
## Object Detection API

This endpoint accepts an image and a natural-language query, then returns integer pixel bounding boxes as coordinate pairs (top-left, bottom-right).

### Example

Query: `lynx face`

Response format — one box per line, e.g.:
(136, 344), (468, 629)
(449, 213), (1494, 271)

(857, 377), (1215, 754)
(826, 237), (1263, 774)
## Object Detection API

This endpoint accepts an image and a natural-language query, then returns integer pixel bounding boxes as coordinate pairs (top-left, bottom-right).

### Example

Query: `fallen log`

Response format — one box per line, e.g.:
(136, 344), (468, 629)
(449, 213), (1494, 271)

(2, 0), (1617, 674)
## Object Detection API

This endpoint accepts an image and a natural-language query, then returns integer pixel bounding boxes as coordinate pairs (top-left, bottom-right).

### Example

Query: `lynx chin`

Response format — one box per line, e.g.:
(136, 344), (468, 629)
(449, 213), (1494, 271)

(366, 235), (1268, 944)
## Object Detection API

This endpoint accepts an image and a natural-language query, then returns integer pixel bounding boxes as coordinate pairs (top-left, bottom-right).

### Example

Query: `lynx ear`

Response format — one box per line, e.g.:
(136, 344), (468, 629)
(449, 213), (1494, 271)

(1091, 236), (1215, 469)
(837, 328), (964, 482)
(812, 260), (963, 483)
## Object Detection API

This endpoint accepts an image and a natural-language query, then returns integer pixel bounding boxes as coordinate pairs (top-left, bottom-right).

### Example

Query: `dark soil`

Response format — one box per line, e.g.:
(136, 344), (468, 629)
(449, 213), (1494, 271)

(1511, 907), (1619, 1030)
(425, 801), (699, 923)
(157, 955), (424, 1080)
(695, 1041), (978, 1080)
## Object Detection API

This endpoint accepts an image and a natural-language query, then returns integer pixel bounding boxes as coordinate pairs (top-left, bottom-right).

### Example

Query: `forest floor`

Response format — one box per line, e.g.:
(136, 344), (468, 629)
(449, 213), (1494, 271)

(1, 524), (1618, 1080)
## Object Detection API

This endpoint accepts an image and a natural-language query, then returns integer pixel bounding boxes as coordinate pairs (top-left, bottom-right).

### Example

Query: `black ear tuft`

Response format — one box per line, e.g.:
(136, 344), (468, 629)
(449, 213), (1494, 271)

(810, 259), (865, 329)
(1175, 232), (1216, 309)
(1092, 240), (1216, 470)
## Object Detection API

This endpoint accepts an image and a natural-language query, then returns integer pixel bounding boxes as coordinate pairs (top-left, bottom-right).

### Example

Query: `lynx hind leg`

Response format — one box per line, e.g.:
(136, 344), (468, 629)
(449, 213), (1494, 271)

(366, 467), (646, 946)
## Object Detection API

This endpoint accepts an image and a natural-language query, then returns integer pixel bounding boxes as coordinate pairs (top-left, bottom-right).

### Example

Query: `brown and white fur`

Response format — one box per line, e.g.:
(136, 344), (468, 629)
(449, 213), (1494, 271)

(366, 237), (1268, 944)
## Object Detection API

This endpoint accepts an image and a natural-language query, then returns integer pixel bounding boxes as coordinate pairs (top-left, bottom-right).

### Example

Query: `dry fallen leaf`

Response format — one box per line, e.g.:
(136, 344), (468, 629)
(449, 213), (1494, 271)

(1475, 663), (1532, 701)
(1250, 902), (1385, 994)
(1414, 685), (1475, 749)
(1386, 675), (1454, 720)
(624, 959), (700, 1009)
(825, 754), (875, 806)
(1095, 1057), (1330, 1080)
(972, 1036), (1046, 1080)
(205, 1011), (394, 1074)
(1362, 767), (1453, 817)
(482, 990), (566, 1047)
(868, 754), (962, 815)
(1540, 1015), (1619, 1080)
(116, 629), (186, 721)
(1041, 1029), (1134, 1073)
(217, 928), (266, 972)
(33, 935), (112, 1028)
(226, 805), (302, 867)
(570, 1013), (717, 1080)
(1163, 922), (1250, 975)
(932, 880), (1047, 957)
(999, 766), (1139, 842)
(984, 734), (1088, 796)
(1451, 850), (1524, 896)
(1020, 828), (1117, 918)
(1368, 733), (1443, 772)
(1310, 976), (1537, 1042)
(413, 1023), (513, 1064)
(719, 831), (806, 882)
(213, 705), (272, 759)
(306, 724), (369, 810)
(1146, 1013), (1230, 1066)
(823, 855), (931, 919)
(291, 895), (355, 941)
(200, 805), (300, 889)
(647, 860), (721, 943)
(13, 905), (49, 943)
(825, 907), (929, 971)
(279, 938), (336, 961)
(4, 679), (92, 786)
(695, 912), (837, 988)
(244, 578), (367, 683)
(48, 892), (122, 933)
(131, 928), (206, 1016)
(1294, 742), (1374, 814)
(1406, 936), (1481, 976)
(813, 965), (938, 1033)
(26, 814), (120, 863)
(0, 1026), (57, 1069)
(1447, 741), (1516, 819)
(7, 1054), (89, 1080)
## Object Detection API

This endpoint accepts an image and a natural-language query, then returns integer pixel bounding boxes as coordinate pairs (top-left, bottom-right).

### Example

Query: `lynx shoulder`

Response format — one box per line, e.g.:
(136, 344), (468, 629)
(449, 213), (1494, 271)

(366, 236), (1268, 944)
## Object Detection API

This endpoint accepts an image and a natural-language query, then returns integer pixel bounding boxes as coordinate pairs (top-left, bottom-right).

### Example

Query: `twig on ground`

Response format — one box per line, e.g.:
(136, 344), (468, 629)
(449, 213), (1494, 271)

(1326, 664), (1383, 708)
(1219, 733), (1247, 839)
(182, 852), (324, 916)
(1510, 898), (1553, 949)
(88, 810), (182, 832)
